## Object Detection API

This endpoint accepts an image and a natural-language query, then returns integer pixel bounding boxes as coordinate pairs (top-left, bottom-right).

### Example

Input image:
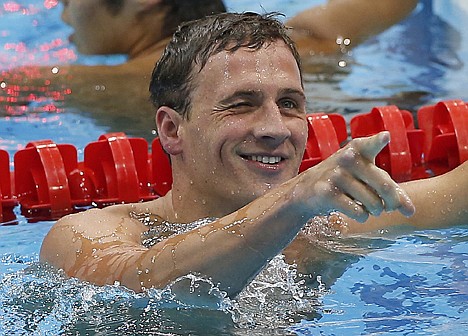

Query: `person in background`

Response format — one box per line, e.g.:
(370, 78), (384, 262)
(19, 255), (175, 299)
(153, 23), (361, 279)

(0, 0), (418, 123)
(40, 12), (467, 299)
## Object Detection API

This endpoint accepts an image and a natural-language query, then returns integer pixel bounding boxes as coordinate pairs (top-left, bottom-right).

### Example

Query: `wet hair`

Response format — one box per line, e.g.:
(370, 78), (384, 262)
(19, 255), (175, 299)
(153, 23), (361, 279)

(103, 0), (226, 38)
(103, 0), (124, 15)
(160, 0), (227, 39)
(149, 12), (302, 119)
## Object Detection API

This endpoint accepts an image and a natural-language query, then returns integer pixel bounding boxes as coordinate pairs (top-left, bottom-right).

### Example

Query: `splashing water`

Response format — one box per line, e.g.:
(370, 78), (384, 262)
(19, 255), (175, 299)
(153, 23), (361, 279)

(0, 258), (326, 334)
(0, 214), (331, 335)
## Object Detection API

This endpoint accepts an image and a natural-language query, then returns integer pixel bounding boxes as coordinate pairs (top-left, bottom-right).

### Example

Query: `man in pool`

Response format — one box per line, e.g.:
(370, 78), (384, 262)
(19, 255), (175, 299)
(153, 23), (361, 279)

(0, 0), (418, 119)
(40, 12), (468, 298)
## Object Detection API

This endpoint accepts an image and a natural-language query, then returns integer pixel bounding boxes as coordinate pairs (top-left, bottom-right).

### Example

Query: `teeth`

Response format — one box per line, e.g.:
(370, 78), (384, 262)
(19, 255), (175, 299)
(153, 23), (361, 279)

(248, 155), (282, 164)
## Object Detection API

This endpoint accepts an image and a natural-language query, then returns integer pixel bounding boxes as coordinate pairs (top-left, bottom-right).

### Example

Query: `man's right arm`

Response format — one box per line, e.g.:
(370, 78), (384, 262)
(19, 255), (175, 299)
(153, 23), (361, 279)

(40, 132), (412, 298)
(39, 193), (312, 297)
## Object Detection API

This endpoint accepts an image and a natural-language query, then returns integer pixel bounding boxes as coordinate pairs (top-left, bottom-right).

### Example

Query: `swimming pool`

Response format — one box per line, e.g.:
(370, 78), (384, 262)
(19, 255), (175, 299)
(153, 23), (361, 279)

(1, 0), (467, 334)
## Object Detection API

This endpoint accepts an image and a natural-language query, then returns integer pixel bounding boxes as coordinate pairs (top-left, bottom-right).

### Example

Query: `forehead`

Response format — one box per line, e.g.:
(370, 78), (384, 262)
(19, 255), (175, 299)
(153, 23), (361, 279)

(193, 41), (303, 97)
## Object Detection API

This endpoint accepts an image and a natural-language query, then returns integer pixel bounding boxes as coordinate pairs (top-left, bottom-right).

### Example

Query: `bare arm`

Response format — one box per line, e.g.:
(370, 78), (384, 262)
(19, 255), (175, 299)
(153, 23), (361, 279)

(342, 161), (468, 234)
(0, 57), (155, 116)
(283, 162), (468, 282)
(40, 132), (412, 297)
(286, 0), (418, 54)
(40, 193), (311, 296)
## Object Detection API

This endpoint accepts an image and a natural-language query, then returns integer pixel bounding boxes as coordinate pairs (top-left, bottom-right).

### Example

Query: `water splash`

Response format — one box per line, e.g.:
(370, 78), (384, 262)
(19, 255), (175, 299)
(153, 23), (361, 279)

(0, 214), (382, 334)
(0, 253), (326, 334)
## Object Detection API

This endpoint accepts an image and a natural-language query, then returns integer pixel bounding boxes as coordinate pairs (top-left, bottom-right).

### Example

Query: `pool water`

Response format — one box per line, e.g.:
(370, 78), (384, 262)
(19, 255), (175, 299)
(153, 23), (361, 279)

(1, 220), (467, 334)
(1, 0), (468, 335)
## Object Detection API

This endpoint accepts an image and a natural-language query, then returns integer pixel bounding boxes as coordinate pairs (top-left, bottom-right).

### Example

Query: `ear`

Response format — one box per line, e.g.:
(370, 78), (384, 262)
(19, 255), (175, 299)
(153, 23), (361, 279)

(156, 106), (183, 155)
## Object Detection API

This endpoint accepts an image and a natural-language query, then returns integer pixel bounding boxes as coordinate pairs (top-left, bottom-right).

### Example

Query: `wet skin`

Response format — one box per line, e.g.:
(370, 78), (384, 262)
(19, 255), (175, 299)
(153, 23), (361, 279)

(60, 0), (165, 57)
(158, 42), (308, 221)
(40, 41), (428, 297)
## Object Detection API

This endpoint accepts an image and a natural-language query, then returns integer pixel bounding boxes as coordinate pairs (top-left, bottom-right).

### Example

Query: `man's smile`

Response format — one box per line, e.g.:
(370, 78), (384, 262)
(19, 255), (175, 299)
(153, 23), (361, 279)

(245, 155), (283, 164)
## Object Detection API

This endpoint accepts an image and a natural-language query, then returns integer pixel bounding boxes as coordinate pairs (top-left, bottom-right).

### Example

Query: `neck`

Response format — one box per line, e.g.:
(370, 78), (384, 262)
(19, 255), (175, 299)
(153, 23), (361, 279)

(128, 36), (171, 60)
(160, 185), (246, 224)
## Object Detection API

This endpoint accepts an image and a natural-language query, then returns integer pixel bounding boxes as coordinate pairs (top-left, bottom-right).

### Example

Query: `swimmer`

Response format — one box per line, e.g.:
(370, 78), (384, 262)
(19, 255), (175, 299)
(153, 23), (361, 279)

(0, 0), (418, 119)
(40, 12), (468, 298)
(0, 0), (226, 122)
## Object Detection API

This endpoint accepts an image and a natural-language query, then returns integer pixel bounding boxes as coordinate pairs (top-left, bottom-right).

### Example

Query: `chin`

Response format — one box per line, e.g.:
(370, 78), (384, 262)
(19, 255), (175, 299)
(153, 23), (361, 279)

(74, 45), (91, 55)
(75, 44), (105, 56)
(252, 182), (282, 197)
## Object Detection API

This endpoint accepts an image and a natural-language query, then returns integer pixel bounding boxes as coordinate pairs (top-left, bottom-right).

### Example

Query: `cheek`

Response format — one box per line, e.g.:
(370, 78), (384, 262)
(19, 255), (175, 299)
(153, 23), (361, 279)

(218, 118), (254, 147)
(290, 119), (308, 148)
(221, 118), (249, 133)
(187, 116), (252, 156)
(199, 124), (245, 166)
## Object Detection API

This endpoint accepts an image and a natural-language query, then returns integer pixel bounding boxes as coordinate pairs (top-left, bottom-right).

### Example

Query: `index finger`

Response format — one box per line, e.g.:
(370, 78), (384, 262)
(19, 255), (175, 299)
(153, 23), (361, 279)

(346, 131), (415, 217)
(353, 131), (391, 162)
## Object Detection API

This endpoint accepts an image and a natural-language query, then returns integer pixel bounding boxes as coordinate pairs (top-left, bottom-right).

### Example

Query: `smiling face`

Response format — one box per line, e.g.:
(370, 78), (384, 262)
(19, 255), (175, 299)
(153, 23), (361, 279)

(171, 41), (308, 218)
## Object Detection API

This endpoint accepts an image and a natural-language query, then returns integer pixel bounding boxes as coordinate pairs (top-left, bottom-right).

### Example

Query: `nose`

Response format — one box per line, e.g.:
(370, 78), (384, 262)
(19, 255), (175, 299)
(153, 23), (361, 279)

(252, 103), (291, 147)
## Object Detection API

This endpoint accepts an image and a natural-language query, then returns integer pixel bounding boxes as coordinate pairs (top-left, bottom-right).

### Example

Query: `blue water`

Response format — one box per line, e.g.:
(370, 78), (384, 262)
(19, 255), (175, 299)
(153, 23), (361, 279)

(1, 0), (468, 335)
(295, 230), (468, 335)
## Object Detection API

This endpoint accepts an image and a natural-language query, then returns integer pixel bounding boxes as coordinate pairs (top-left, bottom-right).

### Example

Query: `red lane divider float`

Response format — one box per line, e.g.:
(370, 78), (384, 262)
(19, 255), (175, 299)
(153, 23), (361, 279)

(14, 140), (77, 221)
(151, 137), (173, 196)
(299, 113), (347, 172)
(350, 105), (426, 182)
(1, 99), (467, 224)
(418, 99), (468, 175)
(84, 132), (155, 206)
(0, 149), (17, 224)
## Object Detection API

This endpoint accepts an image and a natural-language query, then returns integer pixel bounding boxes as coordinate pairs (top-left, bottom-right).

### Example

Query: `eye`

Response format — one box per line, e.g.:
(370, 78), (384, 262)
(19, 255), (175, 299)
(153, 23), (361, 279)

(227, 101), (255, 112)
(230, 102), (249, 108)
(278, 97), (306, 117)
(279, 99), (297, 109)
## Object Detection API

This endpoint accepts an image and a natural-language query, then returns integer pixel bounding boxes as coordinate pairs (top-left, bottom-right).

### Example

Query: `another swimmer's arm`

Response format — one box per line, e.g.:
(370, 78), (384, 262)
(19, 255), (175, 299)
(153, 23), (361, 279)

(0, 61), (153, 115)
(286, 0), (418, 53)
(339, 161), (468, 234)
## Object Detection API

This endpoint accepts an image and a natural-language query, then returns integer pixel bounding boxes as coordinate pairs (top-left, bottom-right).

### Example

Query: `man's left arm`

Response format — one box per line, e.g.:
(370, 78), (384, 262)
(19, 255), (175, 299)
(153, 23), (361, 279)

(342, 161), (468, 234)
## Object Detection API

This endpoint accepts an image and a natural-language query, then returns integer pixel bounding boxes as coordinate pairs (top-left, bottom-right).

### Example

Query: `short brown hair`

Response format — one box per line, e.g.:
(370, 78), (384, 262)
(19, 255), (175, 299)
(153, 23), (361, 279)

(103, 0), (226, 38)
(160, 0), (227, 38)
(149, 12), (302, 119)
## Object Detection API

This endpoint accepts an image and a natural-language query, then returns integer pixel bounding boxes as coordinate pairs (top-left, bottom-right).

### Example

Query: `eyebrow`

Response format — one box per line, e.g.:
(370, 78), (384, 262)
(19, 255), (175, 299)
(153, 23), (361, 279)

(219, 88), (306, 104)
(218, 90), (262, 105)
(279, 88), (306, 101)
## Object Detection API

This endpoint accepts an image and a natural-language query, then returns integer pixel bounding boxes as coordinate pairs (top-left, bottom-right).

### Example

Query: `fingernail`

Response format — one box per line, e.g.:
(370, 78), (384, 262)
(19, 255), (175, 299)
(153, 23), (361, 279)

(380, 131), (390, 144)
(400, 195), (416, 217)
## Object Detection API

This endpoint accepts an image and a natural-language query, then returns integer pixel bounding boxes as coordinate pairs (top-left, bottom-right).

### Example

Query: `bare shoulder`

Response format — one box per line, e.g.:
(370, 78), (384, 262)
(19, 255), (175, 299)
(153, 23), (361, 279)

(39, 202), (149, 269)
(55, 203), (144, 237)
